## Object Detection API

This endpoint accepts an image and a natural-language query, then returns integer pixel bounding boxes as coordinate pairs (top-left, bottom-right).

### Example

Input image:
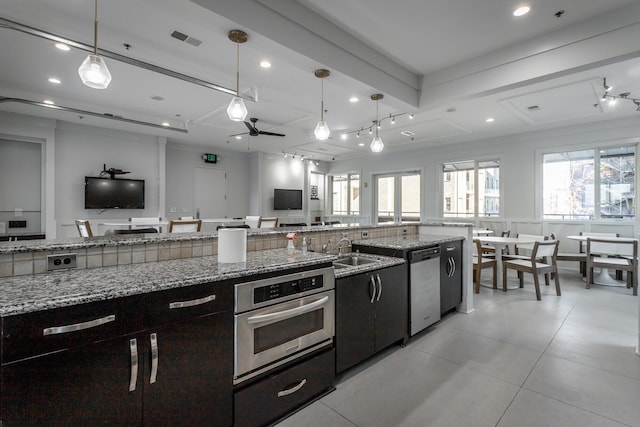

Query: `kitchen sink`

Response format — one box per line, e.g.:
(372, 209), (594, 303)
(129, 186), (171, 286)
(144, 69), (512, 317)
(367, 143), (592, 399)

(333, 255), (378, 267)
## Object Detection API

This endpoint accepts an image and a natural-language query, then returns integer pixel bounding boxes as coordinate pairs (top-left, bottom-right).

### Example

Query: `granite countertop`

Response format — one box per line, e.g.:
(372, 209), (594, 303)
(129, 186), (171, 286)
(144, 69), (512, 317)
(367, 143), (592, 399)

(352, 234), (464, 251)
(0, 248), (404, 317)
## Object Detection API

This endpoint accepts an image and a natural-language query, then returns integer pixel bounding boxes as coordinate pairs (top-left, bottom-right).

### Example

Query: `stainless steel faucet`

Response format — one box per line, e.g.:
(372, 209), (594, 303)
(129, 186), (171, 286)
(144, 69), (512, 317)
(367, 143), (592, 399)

(323, 237), (352, 255)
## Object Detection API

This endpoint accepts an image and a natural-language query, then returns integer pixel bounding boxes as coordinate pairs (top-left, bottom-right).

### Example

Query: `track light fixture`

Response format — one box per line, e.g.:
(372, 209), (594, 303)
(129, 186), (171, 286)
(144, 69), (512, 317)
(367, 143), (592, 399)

(600, 78), (640, 111)
(78, 0), (112, 89)
(227, 29), (249, 121)
(282, 151), (308, 162)
(370, 94), (384, 153)
(314, 69), (331, 140)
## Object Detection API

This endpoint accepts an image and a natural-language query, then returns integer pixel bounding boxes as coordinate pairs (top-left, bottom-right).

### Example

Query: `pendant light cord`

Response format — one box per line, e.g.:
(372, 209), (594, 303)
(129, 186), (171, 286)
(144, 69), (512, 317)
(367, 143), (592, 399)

(235, 38), (240, 96)
(320, 77), (324, 121)
(375, 98), (379, 137)
(93, 0), (98, 55)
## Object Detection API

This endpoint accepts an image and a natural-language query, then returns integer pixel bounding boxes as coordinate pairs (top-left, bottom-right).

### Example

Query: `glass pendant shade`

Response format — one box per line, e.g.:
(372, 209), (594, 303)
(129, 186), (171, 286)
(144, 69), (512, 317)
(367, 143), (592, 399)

(314, 120), (331, 140)
(78, 54), (112, 89)
(227, 96), (248, 121)
(370, 136), (384, 152)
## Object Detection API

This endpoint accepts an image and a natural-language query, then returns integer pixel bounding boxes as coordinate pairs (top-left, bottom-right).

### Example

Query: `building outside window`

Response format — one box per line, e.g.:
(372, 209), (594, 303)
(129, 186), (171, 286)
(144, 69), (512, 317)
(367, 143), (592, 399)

(543, 146), (635, 220)
(442, 159), (500, 217)
(330, 173), (360, 215)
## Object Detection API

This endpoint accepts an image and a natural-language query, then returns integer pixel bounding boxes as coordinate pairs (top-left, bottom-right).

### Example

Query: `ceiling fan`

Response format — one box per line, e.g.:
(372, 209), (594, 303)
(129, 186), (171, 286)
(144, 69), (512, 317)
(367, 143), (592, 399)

(231, 118), (286, 137)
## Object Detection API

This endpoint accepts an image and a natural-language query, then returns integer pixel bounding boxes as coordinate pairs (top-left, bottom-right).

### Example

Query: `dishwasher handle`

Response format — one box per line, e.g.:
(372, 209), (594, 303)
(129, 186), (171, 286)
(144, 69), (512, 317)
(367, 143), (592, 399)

(410, 247), (440, 262)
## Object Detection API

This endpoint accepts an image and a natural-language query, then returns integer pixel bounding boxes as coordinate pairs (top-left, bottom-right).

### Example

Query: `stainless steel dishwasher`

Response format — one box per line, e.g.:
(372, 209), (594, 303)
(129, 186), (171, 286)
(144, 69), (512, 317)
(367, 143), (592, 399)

(409, 246), (441, 335)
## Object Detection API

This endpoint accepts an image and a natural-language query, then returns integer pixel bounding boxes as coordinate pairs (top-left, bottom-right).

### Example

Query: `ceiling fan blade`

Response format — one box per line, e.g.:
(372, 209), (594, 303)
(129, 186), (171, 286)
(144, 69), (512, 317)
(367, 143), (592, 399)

(228, 131), (249, 137)
(258, 131), (286, 137)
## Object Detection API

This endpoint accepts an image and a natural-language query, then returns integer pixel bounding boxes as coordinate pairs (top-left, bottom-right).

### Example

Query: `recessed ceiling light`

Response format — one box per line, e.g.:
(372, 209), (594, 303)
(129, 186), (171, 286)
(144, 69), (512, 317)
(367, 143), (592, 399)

(260, 60), (271, 68)
(54, 42), (70, 51)
(486, 117), (495, 123)
(409, 114), (415, 119)
(235, 135), (242, 140)
(43, 99), (54, 105)
(48, 77), (62, 84)
(161, 122), (170, 127)
(349, 96), (359, 103)
(358, 142), (365, 147)
(341, 133), (348, 140)
(513, 6), (530, 16)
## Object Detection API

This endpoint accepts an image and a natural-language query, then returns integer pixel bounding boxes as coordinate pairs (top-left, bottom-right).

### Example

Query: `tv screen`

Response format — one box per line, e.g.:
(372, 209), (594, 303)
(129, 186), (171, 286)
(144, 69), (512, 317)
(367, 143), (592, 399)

(84, 177), (145, 209)
(274, 188), (302, 210)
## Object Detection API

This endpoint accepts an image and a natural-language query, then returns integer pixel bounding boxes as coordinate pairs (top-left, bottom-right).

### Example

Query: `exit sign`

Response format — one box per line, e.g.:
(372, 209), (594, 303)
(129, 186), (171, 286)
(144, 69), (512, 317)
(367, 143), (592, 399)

(203, 153), (217, 164)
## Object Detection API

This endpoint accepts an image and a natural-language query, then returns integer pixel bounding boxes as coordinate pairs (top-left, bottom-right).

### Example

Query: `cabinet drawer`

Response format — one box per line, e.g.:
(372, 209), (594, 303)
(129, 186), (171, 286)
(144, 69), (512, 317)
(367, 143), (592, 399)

(234, 349), (335, 427)
(143, 280), (232, 328)
(2, 296), (142, 364)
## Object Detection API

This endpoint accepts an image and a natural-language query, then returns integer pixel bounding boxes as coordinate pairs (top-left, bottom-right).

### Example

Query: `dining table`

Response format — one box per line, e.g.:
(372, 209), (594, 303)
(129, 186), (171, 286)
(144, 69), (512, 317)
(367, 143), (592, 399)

(472, 229), (495, 236)
(473, 235), (537, 288)
(566, 235), (637, 286)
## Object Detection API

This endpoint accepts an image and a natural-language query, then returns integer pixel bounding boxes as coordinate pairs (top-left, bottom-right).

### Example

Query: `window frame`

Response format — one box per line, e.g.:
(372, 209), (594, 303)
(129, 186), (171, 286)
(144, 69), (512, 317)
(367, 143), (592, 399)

(329, 171), (361, 216)
(440, 157), (502, 218)
(538, 141), (638, 221)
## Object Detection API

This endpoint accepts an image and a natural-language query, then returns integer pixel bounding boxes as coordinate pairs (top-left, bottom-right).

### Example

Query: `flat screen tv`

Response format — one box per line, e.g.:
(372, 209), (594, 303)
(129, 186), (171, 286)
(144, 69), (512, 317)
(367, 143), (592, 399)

(84, 177), (145, 209)
(274, 188), (302, 210)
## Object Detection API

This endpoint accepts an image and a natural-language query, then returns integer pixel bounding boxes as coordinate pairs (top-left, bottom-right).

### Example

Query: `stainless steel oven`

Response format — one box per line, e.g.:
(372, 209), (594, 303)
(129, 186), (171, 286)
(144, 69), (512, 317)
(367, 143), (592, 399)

(234, 266), (335, 384)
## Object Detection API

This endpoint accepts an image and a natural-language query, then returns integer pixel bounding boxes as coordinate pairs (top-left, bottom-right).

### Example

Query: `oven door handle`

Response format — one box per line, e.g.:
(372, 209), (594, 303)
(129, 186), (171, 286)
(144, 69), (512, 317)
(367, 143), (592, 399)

(247, 296), (330, 324)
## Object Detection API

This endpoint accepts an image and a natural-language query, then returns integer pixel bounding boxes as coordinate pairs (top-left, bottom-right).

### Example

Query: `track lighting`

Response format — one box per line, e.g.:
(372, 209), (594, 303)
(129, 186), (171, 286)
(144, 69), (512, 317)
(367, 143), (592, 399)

(600, 78), (640, 111)
(370, 94), (384, 153)
(314, 69), (331, 140)
(391, 115), (396, 125)
(78, 0), (112, 89)
(227, 30), (249, 122)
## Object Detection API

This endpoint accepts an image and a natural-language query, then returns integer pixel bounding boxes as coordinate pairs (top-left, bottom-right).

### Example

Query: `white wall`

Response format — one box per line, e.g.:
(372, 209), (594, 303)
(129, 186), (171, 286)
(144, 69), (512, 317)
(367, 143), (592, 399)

(165, 143), (250, 219)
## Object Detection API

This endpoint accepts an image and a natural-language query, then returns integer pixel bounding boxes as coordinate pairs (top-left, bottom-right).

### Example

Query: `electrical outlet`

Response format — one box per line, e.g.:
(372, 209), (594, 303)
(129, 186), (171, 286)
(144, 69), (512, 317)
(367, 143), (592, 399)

(47, 254), (77, 271)
(361, 231), (369, 239)
(402, 229), (408, 236)
(342, 232), (349, 238)
(170, 207), (177, 213)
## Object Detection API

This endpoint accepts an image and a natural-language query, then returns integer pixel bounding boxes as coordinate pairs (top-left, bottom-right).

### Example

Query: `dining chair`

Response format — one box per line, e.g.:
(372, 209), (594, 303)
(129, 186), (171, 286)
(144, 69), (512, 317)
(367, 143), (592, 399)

(244, 216), (261, 228)
(502, 233), (548, 261)
(586, 238), (637, 295)
(168, 219), (202, 233)
(502, 240), (560, 300)
(472, 239), (497, 293)
(258, 217), (279, 228)
(179, 216), (194, 220)
(557, 232), (618, 277)
(481, 230), (510, 255)
(75, 219), (93, 237)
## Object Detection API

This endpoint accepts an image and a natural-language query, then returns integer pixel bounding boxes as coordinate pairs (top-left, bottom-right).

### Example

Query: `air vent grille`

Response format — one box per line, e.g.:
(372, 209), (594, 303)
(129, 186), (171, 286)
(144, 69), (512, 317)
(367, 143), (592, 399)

(401, 130), (416, 136)
(171, 30), (202, 47)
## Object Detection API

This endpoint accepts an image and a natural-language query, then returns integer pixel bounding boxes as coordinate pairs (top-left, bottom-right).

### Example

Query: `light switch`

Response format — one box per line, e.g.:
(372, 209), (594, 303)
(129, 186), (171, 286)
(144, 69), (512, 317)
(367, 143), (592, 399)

(170, 207), (177, 213)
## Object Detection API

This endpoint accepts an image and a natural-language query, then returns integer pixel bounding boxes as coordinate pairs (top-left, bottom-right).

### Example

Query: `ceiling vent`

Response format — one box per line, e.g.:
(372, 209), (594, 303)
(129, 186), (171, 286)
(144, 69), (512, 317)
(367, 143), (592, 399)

(401, 130), (416, 136)
(171, 30), (202, 47)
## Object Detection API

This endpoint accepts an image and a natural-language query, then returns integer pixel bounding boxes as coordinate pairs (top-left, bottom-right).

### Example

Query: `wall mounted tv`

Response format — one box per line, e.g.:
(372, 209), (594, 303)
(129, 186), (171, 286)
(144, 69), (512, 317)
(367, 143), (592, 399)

(84, 177), (145, 209)
(274, 188), (303, 210)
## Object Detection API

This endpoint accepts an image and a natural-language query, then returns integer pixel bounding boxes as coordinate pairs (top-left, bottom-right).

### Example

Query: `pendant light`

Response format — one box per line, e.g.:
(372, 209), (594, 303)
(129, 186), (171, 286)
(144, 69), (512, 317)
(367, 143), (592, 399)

(78, 0), (112, 89)
(314, 69), (331, 140)
(370, 94), (384, 153)
(227, 29), (248, 122)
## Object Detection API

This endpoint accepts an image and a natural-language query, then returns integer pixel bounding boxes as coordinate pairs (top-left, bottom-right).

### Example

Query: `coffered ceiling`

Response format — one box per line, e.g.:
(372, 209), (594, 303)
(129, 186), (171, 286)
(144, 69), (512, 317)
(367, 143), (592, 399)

(1, 0), (640, 162)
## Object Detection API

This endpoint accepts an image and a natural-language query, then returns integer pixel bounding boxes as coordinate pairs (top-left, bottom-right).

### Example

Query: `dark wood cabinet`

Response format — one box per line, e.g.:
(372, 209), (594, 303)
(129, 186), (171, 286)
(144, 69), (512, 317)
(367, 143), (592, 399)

(1, 281), (234, 426)
(335, 264), (407, 373)
(440, 240), (463, 315)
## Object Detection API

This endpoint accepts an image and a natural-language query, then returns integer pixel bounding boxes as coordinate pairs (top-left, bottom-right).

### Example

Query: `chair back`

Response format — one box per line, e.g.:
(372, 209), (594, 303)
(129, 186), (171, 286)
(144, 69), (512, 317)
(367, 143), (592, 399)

(169, 219), (202, 233)
(258, 217), (279, 228)
(587, 238), (637, 257)
(179, 216), (194, 220)
(501, 230), (510, 237)
(580, 232), (618, 253)
(532, 240), (559, 259)
(216, 224), (250, 230)
(515, 234), (547, 255)
(245, 216), (260, 228)
(129, 217), (163, 232)
(75, 219), (93, 237)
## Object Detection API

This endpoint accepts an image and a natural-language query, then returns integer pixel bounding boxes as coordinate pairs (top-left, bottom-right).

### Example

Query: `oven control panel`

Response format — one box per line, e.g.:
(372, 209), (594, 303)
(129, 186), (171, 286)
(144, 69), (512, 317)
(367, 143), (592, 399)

(254, 275), (324, 304)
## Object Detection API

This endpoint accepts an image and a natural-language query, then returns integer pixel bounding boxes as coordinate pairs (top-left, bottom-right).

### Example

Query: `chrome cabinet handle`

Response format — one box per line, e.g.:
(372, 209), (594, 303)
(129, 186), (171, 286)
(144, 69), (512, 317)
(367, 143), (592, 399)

(247, 296), (329, 324)
(169, 294), (216, 309)
(370, 275), (376, 303)
(150, 333), (158, 384)
(277, 379), (307, 397)
(446, 258), (453, 277)
(451, 258), (456, 277)
(129, 338), (138, 392)
(376, 274), (382, 302)
(43, 314), (116, 336)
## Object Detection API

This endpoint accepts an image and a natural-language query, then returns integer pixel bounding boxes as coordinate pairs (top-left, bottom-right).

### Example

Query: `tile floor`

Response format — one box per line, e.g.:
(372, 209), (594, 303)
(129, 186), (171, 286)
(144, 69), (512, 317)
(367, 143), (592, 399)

(276, 268), (640, 427)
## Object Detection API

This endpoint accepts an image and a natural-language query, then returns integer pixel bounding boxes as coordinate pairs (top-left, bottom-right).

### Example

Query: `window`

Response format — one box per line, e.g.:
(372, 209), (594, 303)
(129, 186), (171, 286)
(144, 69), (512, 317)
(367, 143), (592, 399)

(442, 159), (500, 217)
(543, 146), (635, 219)
(330, 173), (360, 215)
